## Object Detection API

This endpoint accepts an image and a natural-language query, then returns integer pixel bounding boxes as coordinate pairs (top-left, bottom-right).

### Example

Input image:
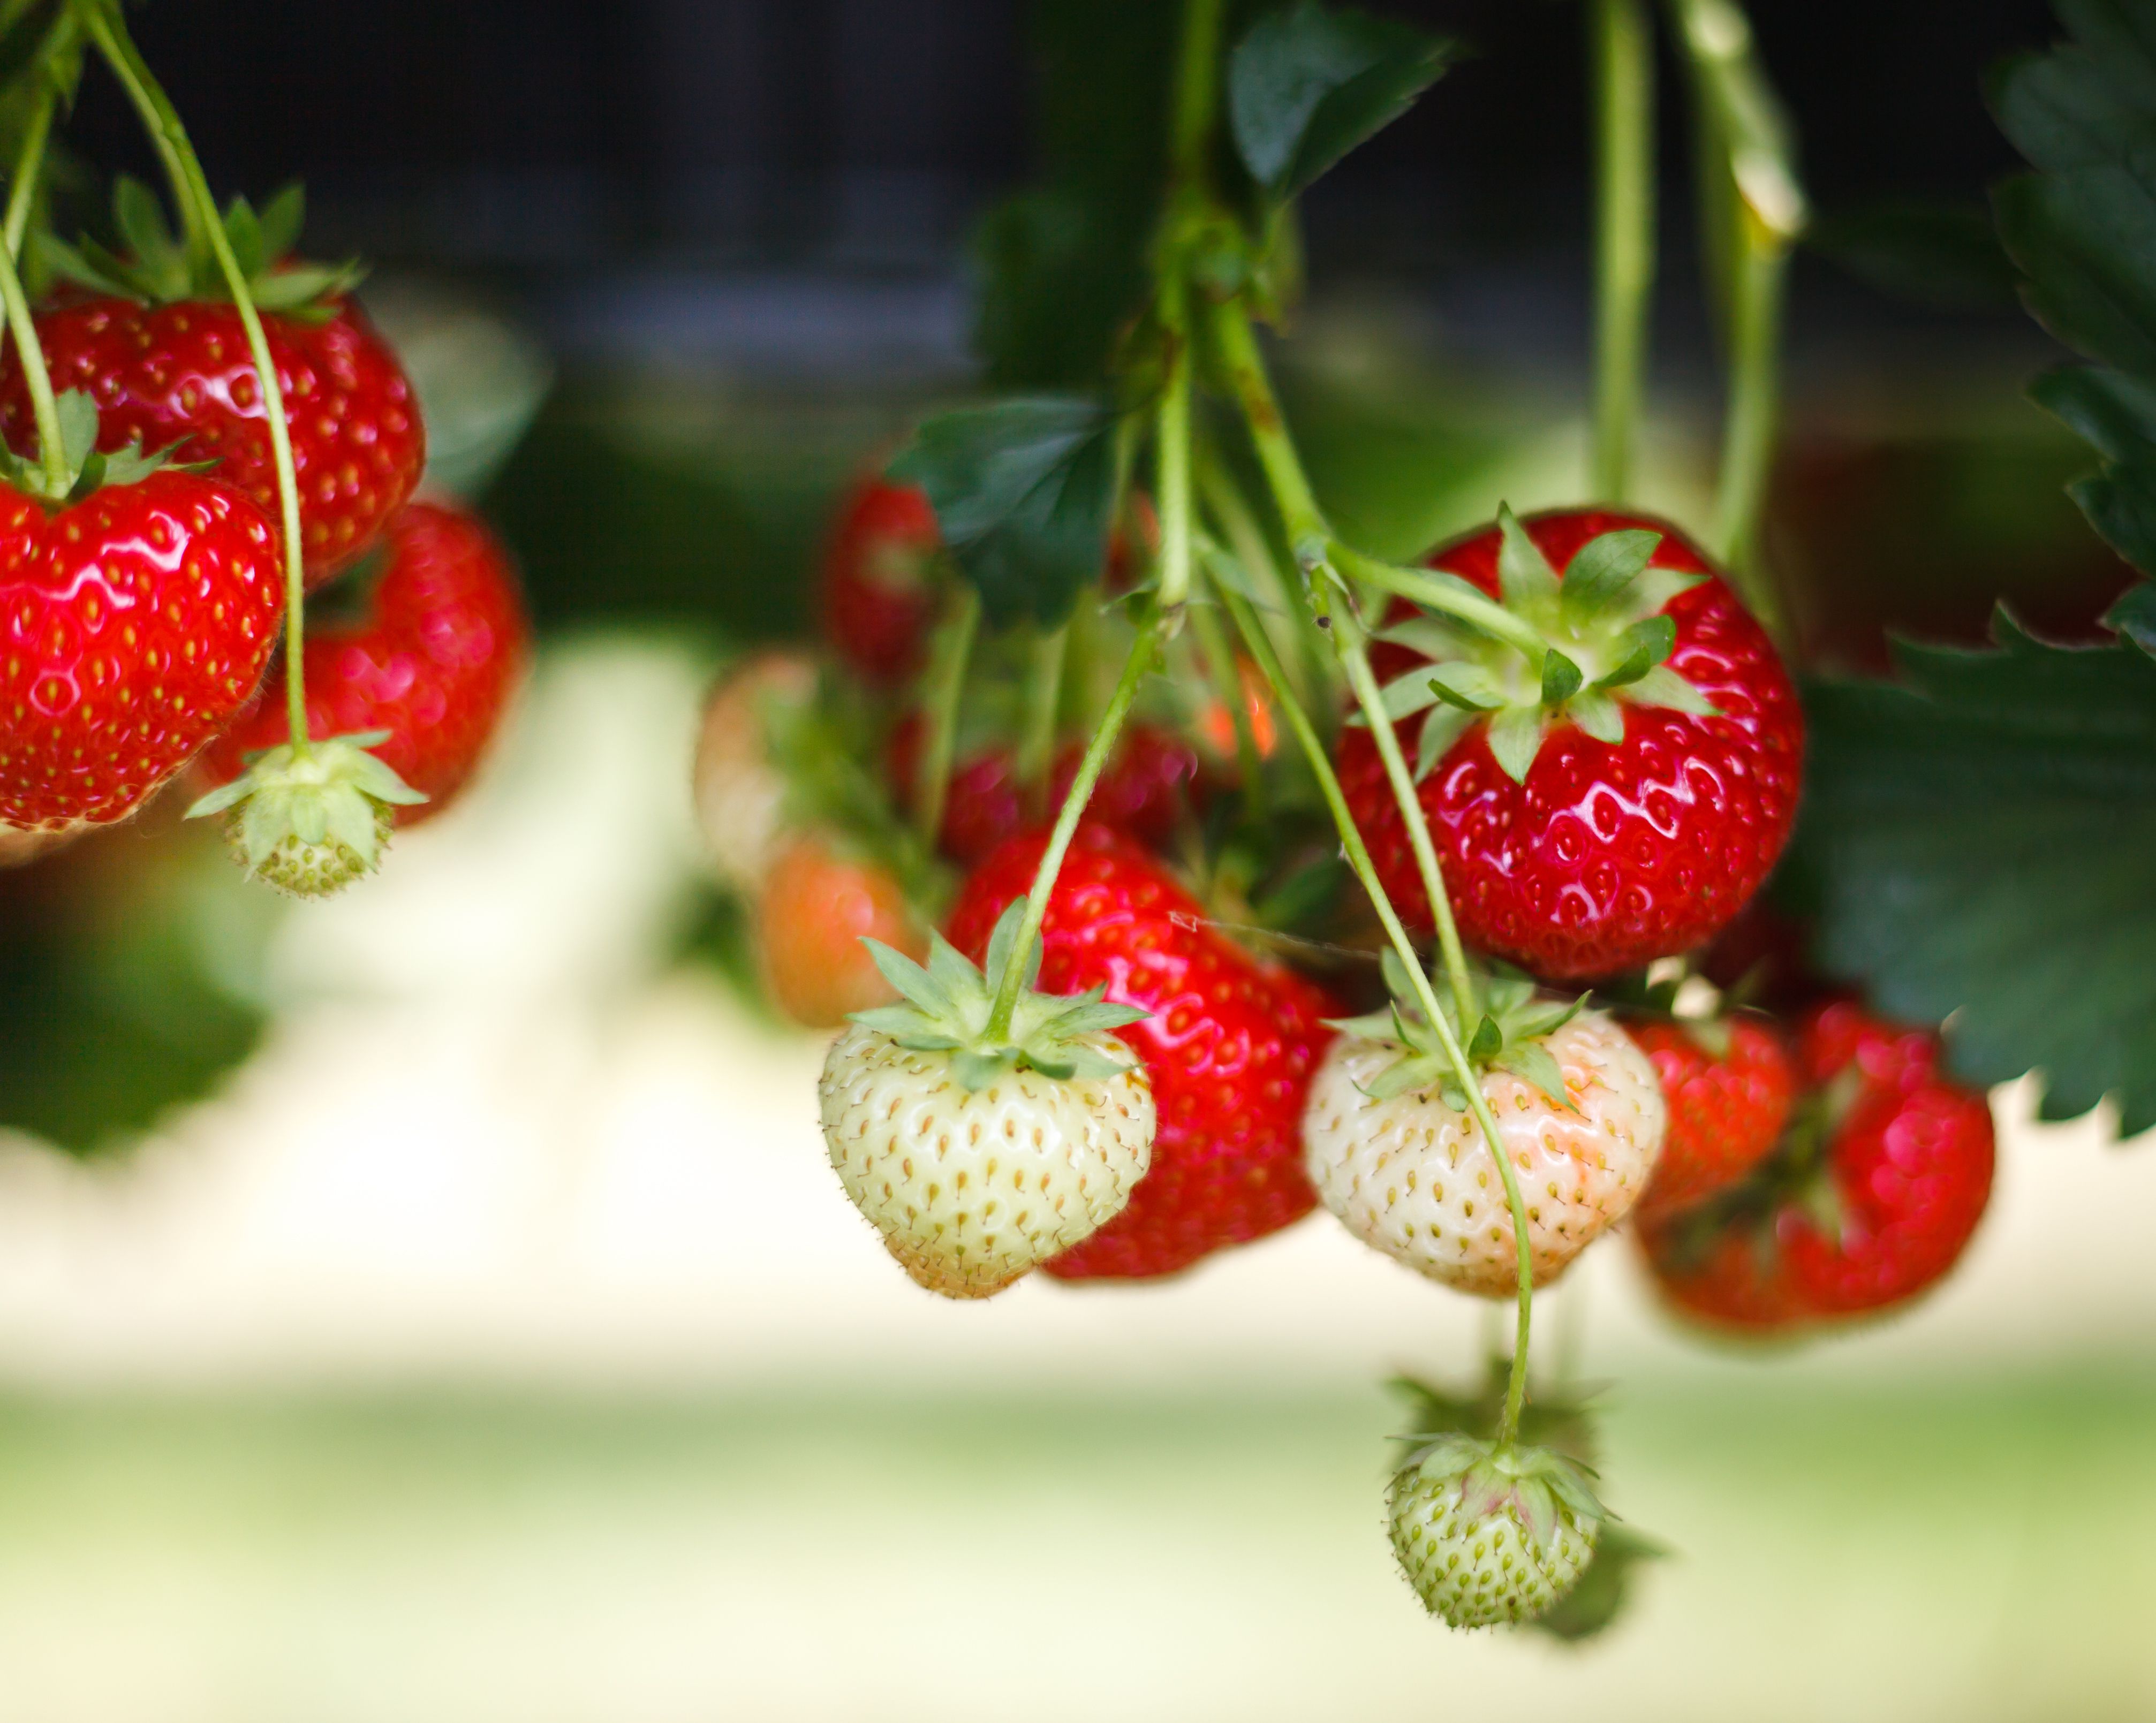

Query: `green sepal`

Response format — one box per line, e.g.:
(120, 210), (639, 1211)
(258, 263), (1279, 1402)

(1568, 689), (1625, 745)
(1627, 664), (1719, 715)
(845, 901), (1148, 1092)
(185, 731), (426, 897)
(1559, 529), (1662, 622)
(1395, 1435), (1609, 1553)
(1494, 503), (1561, 611)
(1539, 648), (1584, 706)
(1414, 704), (1473, 779)
(1426, 661), (1508, 711)
(1485, 707), (1545, 783)
(1596, 614), (1678, 689)
(1345, 953), (1589, 1112)
(0, 388), (200, 507)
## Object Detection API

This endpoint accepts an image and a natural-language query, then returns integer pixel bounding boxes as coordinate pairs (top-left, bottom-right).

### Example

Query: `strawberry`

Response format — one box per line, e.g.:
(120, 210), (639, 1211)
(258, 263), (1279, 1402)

(945, 823), (1335, 1280)
(198, 500), (528, 826)
(1338, 506), (1804, 980)
(889, 714), (1201, 864)
(1388, 1436), (1605, 1629)
(1630, 1014), (1796, 1219)
(758, 834), (926, 1029)
(692, 648), (818, 891)
(7, 185), (424, 588)
(820, 475), (941, 684)
(0, 416), (282, 835)
(818, 905), (1155, 1297)
(1303, 968), (1666, 1295)
(1638, 1001), (1995, 1329)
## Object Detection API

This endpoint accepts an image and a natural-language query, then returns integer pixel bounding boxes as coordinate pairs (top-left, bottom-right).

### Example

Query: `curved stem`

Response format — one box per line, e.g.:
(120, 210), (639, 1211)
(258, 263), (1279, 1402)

(79, 3), (206, 262)
(1218, 580), (1534, 1441)
(1591, 0), (1655, 503)
(0, 234), (64, 494)
(1713, 212), (1788, 633)
(1015, 620), (1067, 822)
(87, 7), (312, 746)
(912, 583), (979, 852)
(1335, 623), (1475, 1033)
(983, 620), (1159, 1042)
(1328, 541), (1548, 662)
(3, 67), (58, 264)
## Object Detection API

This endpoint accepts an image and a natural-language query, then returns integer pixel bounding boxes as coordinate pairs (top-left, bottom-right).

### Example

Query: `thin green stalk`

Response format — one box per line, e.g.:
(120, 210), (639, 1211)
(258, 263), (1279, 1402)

(1220, 582), (1536, 1443)
(984, 621), (1159, 1042)
(1197, 453), (1326, 710)
(1209, 299), (1327, 552)
(1713, 215), (1788, 629)
(1015, 620), (1067, 822)
(1591, 0), (1655, 503)
(1170, 0), (1227, 187)
(78, 3), (203, 262)
(1334, 621), (1476, 1033)
(913, 584), (980, 851)
(87, 6), (311, 746)
(1328, 540), (1548, 661)
(0, 210), (65, 492)
(1157, 283), (1197, 612)
(1185, 591), (1264, 818)
(3, 59), (59, 263)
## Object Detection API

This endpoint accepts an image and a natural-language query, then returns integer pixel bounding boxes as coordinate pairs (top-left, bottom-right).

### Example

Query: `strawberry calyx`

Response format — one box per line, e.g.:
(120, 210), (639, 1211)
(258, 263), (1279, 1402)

(1370, 502), (1718, 785)
(1328, 949), (1586, 1109)
(1393, 1433), (1607, 1553)
(850, 900), (1150, 1091)
(41, 177), (361, 321)
(183, 728), (427, 897)
(0, 386), (193, 506)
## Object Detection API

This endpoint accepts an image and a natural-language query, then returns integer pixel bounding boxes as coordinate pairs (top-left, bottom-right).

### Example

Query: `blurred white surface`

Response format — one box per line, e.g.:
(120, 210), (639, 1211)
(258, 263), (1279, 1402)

(0, 634), (2145, 1393)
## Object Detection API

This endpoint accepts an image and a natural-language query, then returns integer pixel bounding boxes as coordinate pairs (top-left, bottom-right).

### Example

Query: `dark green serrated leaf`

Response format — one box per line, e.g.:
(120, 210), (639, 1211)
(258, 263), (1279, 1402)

(1227, 2), (1451, 202)
(2107, 579), (2156, 654)
(1995, 170), (2156, 375)
(888, 396), (1118, 629)
(1782, 610), (2156, 1134)
(2030, 363), (2156, 571)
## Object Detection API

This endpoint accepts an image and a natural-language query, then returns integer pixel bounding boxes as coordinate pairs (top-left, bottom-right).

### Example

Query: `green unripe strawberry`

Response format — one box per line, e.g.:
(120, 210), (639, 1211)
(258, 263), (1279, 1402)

(1387, 1436), (1603, 1629)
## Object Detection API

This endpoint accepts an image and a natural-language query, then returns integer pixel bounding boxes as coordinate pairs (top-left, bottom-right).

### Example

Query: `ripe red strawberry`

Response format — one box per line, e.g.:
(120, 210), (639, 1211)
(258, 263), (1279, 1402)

(821, 475), (941, 684)
(888, 715), (1201, 864)
(1631, 1015), (1796, 1219)
(1638, 1001), (1994, 1329)
(1, 469), (281, 832)
(1338, 507), (1804, 980)
(945, 823), (1335, 1279)
(199, 500), (528, 826)
(1, 297), (423, 588)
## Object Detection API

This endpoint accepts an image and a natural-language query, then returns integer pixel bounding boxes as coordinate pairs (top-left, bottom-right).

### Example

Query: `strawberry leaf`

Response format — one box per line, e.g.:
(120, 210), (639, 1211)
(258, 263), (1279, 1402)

(2108, 581), (2156, 656)
(1783, 608), (2156, 1133)
(889, 397), (1118, 629)
(1227, 2), (1453, 203)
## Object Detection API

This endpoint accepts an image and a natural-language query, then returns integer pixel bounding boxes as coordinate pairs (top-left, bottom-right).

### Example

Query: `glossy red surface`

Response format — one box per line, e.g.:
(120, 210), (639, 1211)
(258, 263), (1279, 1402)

(945, 823), (1334, 1280)
(821, 476), (941, 684)
(0, 472), (281, 828)
(0, 297), (423, 587)
(1338, 508), (1805, 980)
(201, 500), (528, 825)
(1633, 1016), (1797, 1219)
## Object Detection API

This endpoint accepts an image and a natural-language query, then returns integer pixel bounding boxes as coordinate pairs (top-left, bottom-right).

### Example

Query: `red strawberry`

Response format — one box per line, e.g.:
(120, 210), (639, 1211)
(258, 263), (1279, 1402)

(821, 475), (941, 684)
(1631, 1015), (1796, 1219)
(889, 716), (1201, 864)
(1638, 1001), (1994, 1330)
(199, 500), (527, 825)
(1, 297), (424, 588)
(1781, 1001), (1994, 1316)
(759, 833), (924, 1029)
(945, 823), (1335, 1279)
(1338, 507), (1804, 980)
(1, 469), (281, 832)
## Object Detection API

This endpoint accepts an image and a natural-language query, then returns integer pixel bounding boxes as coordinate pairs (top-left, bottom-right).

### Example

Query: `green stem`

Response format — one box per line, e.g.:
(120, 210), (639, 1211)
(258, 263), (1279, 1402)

(1157, 283), (1197, 612)
(1713, 215), (1788, 631)
(1591, 0), (1655, 504)
(1186, 588), (1265, 818)
(3, 60), (59, 264)
(1015, 620), (1068, 822)
(913, 583), (980, 852)
(0, 215), (65, 494)
(1219, 583), (1535, 1442)
(1169, 0), (1227, 187)
(1327, 541), (1548, 662)
(1197, 453), (1326, 711)
(984, 621), (1159, 1042)
(1335, 622), (1476, 1033)
(1210, 298), (1327, 552)
(87, 6), (312, 747)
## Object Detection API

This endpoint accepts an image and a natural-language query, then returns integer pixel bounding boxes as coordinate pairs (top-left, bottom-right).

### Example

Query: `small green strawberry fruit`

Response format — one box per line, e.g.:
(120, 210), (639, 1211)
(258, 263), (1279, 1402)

(818, 902), (1156, 1299)
(185, 728), (426, 897)
(1388, 1434), (1605, 1628)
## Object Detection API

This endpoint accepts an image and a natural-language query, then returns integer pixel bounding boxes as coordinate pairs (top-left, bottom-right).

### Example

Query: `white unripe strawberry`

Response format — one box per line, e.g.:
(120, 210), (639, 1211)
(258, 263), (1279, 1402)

(1389, 1436), (1603, 1628)
(1304, 973), (1664, 1296)
(817, 904), (1156, 1299)
(692, 649), (815, 891)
